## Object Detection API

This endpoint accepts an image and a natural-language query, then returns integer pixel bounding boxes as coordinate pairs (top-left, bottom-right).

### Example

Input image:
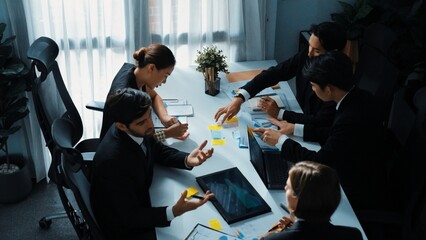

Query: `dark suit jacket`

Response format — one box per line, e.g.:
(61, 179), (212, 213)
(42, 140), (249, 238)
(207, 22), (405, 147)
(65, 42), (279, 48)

(100, 63), (139, 139)
(281, 87), (386, 210)
(241, 48), (336, 128)
(90, 125), (189, 240)
(264, 220), (363, 240)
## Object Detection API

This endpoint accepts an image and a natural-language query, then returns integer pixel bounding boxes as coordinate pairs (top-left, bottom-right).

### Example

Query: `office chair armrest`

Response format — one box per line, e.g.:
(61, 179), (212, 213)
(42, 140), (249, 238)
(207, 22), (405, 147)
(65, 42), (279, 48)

(76, 138), (100, 154)
(86, 101), (105, 112)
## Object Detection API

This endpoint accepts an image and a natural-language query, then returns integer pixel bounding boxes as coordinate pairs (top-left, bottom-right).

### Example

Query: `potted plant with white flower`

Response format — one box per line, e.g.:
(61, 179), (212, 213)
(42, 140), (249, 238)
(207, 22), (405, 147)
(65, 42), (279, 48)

(195, 45), (229, 96)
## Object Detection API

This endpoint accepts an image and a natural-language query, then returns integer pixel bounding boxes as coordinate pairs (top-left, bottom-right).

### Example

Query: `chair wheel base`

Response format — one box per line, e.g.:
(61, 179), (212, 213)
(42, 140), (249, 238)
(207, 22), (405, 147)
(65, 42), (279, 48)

(39, 217), (52, 229)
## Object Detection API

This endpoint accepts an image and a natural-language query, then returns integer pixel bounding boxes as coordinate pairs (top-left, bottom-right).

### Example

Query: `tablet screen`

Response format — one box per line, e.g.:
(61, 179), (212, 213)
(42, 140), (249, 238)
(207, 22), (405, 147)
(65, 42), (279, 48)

(196, 167), (271, 224)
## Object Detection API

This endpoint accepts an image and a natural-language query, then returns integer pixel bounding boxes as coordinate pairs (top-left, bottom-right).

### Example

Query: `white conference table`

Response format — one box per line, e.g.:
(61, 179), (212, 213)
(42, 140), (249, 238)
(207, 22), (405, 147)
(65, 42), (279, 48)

(152, 60), (367, 239)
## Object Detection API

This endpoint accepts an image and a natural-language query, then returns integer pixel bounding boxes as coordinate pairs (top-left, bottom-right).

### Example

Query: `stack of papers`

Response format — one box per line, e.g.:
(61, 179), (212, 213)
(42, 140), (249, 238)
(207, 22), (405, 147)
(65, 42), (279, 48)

(167, 105), (194, 117)
(152, 98), (192, 128)
(162, 98), (194, 117)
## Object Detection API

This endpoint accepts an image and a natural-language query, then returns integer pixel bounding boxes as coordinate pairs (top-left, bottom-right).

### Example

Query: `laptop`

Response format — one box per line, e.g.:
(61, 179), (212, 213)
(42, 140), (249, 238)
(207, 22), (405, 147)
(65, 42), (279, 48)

(247, 127), (289, 189)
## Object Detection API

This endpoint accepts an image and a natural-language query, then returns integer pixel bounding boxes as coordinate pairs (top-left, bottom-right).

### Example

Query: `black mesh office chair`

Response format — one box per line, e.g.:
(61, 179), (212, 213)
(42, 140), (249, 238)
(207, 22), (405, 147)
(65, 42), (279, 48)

(354, 23), (399, 123)
(357, 86), (426, 240)
(51, 117), (104, 240)
(27, 36), (100, 228)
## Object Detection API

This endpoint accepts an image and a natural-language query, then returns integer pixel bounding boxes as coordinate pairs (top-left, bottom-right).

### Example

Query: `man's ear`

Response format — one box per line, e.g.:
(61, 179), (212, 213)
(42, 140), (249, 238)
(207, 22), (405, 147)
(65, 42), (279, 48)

(325, 85), (333, 96)
(115, 122), (128, 132)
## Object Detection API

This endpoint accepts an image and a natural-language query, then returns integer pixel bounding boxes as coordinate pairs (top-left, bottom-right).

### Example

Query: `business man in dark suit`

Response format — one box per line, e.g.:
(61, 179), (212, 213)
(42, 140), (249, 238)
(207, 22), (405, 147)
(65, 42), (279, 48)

(91, 88), (214, 240)
(215, 22), (347, 140)
(255, 51), (386, 211)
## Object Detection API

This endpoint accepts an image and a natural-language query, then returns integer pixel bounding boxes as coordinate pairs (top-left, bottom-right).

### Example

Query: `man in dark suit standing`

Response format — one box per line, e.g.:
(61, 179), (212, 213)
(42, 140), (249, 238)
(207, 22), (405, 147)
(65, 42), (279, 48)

(215, 22), (347, 141)
(254, 51), (385, 211)
(90, 88), (214, 240)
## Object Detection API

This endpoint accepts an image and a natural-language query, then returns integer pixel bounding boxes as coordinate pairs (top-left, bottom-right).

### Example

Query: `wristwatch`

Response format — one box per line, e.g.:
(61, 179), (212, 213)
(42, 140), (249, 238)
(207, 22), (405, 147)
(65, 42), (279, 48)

(234, 92), (245, 101)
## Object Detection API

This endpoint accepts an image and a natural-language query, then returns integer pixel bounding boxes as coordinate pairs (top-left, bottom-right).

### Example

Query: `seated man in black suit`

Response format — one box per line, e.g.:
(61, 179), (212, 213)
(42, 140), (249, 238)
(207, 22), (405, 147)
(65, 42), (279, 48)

(91, 88), (214, 240)
(215, 22), (347, 143)
(254, 51), (386, 211)
(261, 161), (362, 240)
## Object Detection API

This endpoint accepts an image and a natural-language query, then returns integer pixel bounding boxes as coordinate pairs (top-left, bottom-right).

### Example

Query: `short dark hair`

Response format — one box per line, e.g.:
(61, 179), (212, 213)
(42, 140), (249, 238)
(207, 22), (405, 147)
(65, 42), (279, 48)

(133, 44), (176, 70)
(106, 88), (152, 126)
(303, 51), (354, 91)
(310, 22), (347, 51)
(290, 161), (341, 222)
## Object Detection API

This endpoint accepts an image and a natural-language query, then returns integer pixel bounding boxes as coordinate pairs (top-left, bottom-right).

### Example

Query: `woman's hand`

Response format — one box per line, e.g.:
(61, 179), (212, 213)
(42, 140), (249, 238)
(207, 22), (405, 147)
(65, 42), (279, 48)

(161, 116), (179, 127)
(164, 121), (189, 139)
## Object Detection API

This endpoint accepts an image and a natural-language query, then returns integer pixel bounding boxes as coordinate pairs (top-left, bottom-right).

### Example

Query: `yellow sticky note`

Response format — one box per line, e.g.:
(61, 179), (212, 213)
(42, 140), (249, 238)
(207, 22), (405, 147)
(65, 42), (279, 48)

(185, 187), (199, 199)
(208, 219), (222, 231)
(225, 116), (238, 123)
(212, 139), (226, 145)
(208, 124), (222, 131)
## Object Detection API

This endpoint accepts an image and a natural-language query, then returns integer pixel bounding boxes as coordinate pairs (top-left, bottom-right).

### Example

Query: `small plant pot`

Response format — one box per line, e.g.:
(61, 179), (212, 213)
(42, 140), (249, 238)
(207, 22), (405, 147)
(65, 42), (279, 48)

(205, 77), (220, 96)
(0, 156), (33, 204)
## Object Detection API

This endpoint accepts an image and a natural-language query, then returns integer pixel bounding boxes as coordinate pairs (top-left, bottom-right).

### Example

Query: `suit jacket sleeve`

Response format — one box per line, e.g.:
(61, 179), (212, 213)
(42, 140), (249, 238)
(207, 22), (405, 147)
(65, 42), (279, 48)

(281, 118), (354, 168)
(92, 153), (171, 231)
(281, 100), (336, 126)
(148, 137), (189, 169)
(241, 50), (306, 98)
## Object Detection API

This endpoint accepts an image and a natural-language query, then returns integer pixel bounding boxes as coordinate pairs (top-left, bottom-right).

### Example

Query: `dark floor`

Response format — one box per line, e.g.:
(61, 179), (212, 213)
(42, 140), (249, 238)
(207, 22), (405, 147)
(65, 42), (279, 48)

(0, 179), (77, 240)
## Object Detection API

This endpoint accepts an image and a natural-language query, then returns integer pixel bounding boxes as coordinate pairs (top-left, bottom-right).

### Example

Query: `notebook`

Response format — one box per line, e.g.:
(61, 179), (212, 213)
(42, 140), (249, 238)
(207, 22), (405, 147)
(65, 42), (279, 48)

(247, 127), (289, 189)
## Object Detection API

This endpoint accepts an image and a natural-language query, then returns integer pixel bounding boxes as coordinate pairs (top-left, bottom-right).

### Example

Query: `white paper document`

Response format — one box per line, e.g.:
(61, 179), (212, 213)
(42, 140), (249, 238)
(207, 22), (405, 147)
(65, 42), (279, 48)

(167, 105), (194, 117)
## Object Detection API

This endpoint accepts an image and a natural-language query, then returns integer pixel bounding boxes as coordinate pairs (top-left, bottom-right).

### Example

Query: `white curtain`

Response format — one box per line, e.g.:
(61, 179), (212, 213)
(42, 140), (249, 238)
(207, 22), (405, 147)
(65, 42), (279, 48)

(20, 0), (267, 181)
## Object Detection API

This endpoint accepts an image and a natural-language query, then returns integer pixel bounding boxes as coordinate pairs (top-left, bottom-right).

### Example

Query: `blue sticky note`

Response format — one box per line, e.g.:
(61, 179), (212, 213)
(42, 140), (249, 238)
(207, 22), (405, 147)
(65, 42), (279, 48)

(211, 130), (223, 139)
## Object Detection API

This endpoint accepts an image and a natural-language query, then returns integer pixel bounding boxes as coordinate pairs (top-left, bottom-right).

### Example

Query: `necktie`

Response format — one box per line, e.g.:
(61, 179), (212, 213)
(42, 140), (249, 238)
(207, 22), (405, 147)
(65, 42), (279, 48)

(140, 140), (147, 156)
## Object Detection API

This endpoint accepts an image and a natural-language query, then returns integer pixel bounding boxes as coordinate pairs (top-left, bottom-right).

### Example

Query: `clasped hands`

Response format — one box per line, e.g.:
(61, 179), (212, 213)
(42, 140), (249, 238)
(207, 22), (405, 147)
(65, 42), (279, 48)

(253, 118), (295, 146)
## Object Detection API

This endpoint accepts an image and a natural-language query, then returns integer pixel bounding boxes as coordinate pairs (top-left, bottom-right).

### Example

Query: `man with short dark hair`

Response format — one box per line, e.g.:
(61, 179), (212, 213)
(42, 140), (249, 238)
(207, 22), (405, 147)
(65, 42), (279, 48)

(215, 22), (347, 143)
(255, 51), (385, 211)
(91, 88), (214, 240)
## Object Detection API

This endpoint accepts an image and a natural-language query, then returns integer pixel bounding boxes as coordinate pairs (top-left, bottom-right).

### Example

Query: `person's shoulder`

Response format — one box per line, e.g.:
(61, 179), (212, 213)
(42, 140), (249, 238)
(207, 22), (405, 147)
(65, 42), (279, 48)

(331, 225), (363, 240)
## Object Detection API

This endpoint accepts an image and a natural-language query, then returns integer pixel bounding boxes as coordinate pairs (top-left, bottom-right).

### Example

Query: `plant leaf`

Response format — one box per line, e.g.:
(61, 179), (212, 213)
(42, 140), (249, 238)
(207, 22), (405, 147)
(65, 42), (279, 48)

(3, 108), (29, 129)
(339, 1), (355, 19)
(0, 126), (20, 138)
(353, 5), (373, 22)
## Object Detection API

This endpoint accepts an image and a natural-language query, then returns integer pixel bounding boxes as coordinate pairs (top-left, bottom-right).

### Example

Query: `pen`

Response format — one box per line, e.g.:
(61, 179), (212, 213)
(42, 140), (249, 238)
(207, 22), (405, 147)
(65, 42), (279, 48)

(163, 98), (178, 102)
(268, 222), (280, 232)
(280, 202), (290, 214)
(191, 195), (217, 202)
(191, 195), (204, 200)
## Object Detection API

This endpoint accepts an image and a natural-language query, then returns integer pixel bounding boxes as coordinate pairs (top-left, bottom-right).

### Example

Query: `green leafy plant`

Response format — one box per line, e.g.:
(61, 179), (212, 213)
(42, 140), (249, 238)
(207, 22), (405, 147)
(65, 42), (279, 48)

(195, 45), (229, 81)
(331, 0), (374, 40)
(0, 23), (30, 174)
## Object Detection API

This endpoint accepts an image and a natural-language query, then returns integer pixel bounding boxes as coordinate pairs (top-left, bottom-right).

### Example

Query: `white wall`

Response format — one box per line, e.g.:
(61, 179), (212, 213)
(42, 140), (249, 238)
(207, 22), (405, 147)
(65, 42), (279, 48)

(271, 0), (354, 92)
(274, 0), (354, 62)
